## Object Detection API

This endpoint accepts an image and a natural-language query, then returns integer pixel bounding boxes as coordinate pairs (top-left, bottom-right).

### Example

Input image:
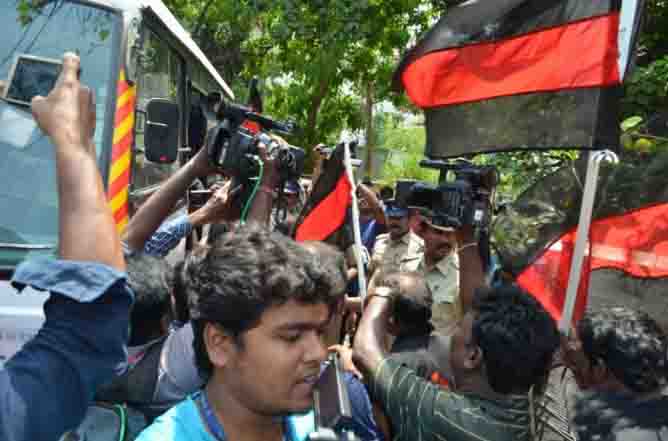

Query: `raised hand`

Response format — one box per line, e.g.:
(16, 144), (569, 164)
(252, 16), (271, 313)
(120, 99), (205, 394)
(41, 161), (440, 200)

(31, 52), (96, 155)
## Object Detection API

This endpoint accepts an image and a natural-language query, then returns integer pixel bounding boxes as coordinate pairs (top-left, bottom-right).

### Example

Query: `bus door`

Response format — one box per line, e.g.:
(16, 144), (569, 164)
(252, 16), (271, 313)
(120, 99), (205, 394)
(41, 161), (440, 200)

(127, 22), (185, 216)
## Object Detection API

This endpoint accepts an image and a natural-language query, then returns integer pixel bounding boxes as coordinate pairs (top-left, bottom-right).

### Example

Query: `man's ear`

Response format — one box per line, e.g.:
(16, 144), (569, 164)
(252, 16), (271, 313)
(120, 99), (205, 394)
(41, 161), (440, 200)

(409, 213), (424, 237)
(204, 323), (237, 370)
(464, 344), (483, 370)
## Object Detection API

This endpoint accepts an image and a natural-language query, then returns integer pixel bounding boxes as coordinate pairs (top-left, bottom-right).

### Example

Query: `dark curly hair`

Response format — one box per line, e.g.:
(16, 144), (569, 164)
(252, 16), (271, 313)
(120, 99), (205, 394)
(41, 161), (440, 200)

(577, 307), (667, 394)
(472, 285), (560, 394)
(185, 226), (342, 378)
(126, 253), (172, 346)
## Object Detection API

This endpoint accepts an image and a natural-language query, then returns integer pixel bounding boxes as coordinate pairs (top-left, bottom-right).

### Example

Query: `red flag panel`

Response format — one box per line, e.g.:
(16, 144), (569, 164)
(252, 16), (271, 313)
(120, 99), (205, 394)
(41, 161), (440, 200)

(402, 13), (621, 108)
(295, 174), (352, 242)
(518, 203), (668, 323)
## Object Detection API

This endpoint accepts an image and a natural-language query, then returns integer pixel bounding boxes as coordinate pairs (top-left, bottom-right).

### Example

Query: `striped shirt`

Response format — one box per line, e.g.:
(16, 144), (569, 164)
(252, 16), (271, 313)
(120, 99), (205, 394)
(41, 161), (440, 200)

(369, 359), (532, 441)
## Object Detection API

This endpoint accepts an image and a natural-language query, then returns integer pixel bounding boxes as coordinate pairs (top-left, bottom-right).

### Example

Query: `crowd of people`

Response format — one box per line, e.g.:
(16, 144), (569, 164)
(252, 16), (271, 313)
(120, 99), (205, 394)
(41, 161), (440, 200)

(0, 53), (666, 441)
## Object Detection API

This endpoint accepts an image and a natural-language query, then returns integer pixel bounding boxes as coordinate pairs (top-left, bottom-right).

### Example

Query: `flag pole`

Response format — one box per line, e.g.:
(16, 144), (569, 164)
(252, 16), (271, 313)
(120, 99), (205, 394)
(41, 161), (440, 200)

(559, 150), (618, 334)
(343, 143), (368, 310)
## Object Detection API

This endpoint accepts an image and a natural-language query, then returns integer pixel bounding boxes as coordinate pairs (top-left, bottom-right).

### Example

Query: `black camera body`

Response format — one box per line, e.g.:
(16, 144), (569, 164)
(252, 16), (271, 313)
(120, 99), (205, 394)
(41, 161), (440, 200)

(206, 102), (304, 182)
(396, 163), (497, 231)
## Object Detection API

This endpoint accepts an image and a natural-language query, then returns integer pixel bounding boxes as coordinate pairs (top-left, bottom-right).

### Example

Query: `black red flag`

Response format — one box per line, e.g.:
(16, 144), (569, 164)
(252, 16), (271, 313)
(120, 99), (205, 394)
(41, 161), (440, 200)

(492, 149), (668, 322)
(294, 144), (353, 248)
(394, 0), (645, 159)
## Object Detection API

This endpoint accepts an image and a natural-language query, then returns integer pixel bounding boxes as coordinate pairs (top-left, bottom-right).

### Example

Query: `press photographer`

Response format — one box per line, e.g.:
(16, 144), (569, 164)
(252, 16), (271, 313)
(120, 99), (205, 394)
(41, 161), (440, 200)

(205, 100), (305, 226)
(397, 161), (497, 233)
(394, 161), (494, 334)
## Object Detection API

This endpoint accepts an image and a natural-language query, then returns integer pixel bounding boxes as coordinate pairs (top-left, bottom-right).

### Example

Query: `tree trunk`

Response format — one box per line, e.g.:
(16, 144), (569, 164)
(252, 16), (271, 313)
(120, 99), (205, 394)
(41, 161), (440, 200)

(305, 75), (331, 147)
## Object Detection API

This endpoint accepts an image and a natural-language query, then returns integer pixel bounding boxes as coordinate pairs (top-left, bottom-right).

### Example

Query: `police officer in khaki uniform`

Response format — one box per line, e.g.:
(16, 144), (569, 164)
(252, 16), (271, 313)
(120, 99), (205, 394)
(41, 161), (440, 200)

(369, 200), (423, 278)
(400, 210), (480, 336)
(400, 218), (459, 335)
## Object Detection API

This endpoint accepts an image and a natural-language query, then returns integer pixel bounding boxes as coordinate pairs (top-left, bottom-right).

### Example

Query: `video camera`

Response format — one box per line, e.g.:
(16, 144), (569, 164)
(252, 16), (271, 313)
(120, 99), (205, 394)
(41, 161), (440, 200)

(396, 160), (498, 231)
(308, 353), (359, 441)
(206, 101), (305, 182)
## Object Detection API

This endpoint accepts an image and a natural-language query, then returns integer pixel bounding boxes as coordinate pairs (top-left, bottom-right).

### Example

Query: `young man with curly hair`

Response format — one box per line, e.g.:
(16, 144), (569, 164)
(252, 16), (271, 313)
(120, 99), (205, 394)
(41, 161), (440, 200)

(563, 307), (668, 441)
(136, 227), (379, 441)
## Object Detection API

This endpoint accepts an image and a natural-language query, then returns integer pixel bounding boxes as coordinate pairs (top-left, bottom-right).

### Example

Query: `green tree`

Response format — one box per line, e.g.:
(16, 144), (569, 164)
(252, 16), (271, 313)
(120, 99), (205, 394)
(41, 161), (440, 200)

(163, 0), (442, 167)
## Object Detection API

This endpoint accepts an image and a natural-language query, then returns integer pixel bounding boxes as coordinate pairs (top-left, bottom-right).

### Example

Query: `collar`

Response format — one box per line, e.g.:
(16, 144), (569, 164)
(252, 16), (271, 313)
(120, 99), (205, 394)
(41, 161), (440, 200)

(421, 251), (458, 275)
(388, 231), (411, 245)
(195, 390), (299, 441)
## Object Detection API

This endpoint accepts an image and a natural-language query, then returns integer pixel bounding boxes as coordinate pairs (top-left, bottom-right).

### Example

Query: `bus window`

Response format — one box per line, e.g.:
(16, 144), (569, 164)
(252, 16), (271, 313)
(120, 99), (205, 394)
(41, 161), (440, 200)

(133, 28), (183, 191)
(0, 1), (119, 265)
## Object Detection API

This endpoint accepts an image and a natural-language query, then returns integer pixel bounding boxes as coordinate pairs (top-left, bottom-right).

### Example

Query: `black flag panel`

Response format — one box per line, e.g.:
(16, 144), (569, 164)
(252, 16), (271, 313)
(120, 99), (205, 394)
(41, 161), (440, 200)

(394, 0), (644, 158)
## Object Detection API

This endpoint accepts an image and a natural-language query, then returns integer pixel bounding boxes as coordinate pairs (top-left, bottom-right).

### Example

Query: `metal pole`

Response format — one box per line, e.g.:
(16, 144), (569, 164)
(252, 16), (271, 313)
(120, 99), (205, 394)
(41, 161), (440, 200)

(559, 150), (618, 334)
(344, 143), (368, 310)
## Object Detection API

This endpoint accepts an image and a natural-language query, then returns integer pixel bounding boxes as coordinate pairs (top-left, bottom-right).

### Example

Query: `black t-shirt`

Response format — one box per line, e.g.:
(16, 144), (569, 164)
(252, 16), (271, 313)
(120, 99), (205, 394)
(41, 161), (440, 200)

(574, 391), (668, 441)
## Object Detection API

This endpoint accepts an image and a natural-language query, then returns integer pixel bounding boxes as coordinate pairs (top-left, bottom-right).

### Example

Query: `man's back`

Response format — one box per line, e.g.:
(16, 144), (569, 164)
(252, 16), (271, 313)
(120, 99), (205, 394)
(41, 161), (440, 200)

(388, 333), (451, 382)
(369, 359), (531, 441)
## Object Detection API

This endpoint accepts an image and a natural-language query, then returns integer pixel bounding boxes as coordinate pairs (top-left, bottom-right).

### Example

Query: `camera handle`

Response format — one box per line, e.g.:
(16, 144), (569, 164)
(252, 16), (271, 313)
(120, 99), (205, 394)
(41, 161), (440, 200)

(274, 179), (289, 224)
(419, 158), (474, 184)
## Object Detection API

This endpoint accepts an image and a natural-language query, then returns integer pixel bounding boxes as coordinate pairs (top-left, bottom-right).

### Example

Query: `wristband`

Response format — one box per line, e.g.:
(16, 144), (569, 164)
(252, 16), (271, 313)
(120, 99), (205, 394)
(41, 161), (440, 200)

(367, 294), (393, 303)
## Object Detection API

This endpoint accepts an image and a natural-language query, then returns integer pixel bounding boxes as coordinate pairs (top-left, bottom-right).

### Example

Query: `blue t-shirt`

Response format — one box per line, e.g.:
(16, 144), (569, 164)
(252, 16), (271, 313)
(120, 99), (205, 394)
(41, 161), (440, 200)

(137, 378), (384, 441)
(136, 392), (315, 441)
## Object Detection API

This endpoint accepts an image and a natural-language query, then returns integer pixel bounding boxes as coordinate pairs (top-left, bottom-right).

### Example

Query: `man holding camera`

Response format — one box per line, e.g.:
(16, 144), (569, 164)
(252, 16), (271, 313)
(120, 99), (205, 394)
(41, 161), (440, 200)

(401, 212), (481, 335)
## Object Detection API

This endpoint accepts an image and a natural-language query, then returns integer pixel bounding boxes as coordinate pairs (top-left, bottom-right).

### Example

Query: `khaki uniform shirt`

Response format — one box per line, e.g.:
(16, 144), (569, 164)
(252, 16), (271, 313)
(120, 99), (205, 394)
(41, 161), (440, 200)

(401, 251), (460, 335)
(370, 231), (423, 275)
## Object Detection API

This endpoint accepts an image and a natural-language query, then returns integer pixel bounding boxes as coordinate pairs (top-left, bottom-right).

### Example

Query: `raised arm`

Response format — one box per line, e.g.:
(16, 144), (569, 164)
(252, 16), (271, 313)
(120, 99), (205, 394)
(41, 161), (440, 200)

(456, 226), (485, 314)
(357, 184), (387, 226)
(123, 147), (218, 252)
(353, 287), (393, 376)
(1, 52), (134, 441)
(31, 53), (123, 269)
(246, 139), (280, 227)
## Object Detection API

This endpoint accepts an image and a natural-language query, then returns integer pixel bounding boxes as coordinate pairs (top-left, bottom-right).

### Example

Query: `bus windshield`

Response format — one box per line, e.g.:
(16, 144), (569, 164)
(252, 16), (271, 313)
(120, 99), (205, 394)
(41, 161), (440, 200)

(0, 1), (119, 268)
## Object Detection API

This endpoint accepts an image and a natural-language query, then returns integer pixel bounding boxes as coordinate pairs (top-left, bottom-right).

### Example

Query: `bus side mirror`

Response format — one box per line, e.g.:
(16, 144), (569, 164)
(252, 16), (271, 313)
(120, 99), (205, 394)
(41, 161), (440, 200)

(145, 98), (179, 164)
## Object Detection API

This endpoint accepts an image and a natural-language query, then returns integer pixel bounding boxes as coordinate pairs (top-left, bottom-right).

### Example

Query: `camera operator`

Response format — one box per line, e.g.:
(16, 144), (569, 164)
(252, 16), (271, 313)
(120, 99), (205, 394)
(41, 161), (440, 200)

(353, 284), (560, 441)
(123, 138), (278, 256)
(0, 53), (133, 441)
(401, 214), (483, 335)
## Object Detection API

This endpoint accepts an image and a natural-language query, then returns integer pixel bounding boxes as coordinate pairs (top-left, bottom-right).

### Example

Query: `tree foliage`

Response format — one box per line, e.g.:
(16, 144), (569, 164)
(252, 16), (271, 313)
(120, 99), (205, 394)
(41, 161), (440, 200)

(162, 0), (668, 195)
(164, 0), (441, 161)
